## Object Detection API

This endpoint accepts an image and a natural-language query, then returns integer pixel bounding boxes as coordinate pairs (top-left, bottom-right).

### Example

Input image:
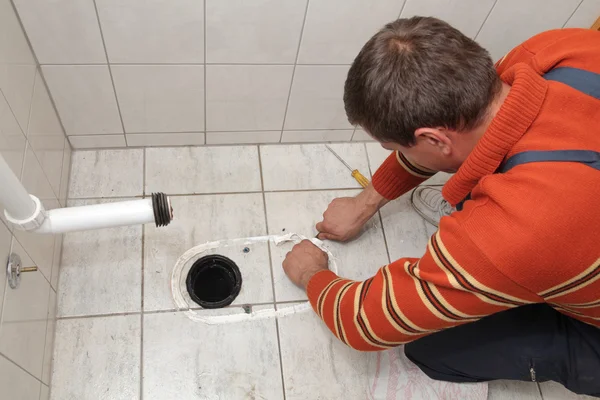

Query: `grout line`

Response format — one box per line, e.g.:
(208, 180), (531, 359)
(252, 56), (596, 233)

(39, 62), (352, 67)
(536, 382), (543, 399)
(397, 0), (409, 18)
(92, 0), (127, 144)
(8, 0), (70, 141)
(142, 148), (146, 197)
(279, 0), (311, 143)
(203, 0), (208, 141)
(139, 223), (145, 400)
(57, 311), (143, 321)
(0, 352), (45, 387)
(562, 0), (584, 28)
(473, 0), (498, 40)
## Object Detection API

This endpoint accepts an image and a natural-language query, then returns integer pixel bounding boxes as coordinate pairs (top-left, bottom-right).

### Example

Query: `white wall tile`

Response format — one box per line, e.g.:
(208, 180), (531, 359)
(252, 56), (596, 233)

(51, 315), (140, 399)
(0, 64), (36, 133)
(281, 129), (353, 142)
(0, 222), (11, 321)
(96, 0), (204, 63)
(564, 0), (600, 28)
(28, 71), (65, 196)
(40, 384), (49, 400)
(59, 199), (142, 317)
(206, 131), (280, 145)
(475, 0), (581, 61)
(0, 0), (35, 65)
(42, 66), (122, 135)
(68, 149), (143, 198)
(126, 132), (205, 147)
(206, 65), (293, 131)
(68, 134), (126, 149)
(0, 355), (41, 400)
(284, 66), (352, 130)
(58, 138), (71, 206)
(0, 239), (50, 379)
(0, 91), (26, 178)
(13, 0), (106, 64)
(21, 145), (56, 204)
(260, 143), (370, 190)
(400, 0), (496, 38)
(112, 65), (204, 133)
(145, 146), (262, 194)
(50, 235), (62, 290)
(206, 0), (307, 63)
(297, 0), (405, 64)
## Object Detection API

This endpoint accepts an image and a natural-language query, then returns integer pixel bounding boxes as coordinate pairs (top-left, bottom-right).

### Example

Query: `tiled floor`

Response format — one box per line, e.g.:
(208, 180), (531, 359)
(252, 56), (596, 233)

(52, 144), (590, 400)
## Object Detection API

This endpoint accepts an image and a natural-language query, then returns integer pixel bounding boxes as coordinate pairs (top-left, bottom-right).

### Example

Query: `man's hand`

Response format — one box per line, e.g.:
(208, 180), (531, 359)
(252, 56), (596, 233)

(316, 183), (389, 242)
(283, 240), (329, 289)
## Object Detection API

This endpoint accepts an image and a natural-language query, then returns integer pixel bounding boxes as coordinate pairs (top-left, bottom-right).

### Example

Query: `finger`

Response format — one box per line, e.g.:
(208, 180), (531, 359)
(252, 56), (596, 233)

(317, 232), (342, 241)
(315, 221), (325, 233)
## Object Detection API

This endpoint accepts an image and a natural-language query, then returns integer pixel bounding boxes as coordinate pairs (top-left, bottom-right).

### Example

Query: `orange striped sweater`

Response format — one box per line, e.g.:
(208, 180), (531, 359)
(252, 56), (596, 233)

(306, 28), (600, 351)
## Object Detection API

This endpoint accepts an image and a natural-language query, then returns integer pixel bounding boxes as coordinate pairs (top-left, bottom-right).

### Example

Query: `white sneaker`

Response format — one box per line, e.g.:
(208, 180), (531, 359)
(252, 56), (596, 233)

(410, 186), (455, 227)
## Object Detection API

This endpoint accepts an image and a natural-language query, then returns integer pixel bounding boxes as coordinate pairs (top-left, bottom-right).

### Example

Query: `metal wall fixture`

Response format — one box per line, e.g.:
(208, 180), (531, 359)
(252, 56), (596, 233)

(6, 253), (38, 289)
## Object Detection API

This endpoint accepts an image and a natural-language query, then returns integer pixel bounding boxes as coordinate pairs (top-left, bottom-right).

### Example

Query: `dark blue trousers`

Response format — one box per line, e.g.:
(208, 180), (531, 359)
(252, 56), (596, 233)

(404, 304), (600, 397)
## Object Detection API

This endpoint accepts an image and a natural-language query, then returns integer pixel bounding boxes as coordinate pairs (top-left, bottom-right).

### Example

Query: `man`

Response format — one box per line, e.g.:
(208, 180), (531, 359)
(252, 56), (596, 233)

(282, 17), (600, 396)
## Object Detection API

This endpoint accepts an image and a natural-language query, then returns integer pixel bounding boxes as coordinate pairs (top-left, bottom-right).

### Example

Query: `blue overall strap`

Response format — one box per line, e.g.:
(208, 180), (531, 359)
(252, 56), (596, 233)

(543, 67), (600, 99)
(456, 67), (600, 211)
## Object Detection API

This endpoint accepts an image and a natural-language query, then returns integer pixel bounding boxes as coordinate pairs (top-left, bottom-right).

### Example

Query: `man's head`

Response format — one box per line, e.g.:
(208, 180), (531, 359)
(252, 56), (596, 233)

(344, 17), (502, 172)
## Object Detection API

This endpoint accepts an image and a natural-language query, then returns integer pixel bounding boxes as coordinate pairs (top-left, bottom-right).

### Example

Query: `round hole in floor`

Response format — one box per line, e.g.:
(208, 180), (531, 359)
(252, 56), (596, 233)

(186, 255), (242, 309)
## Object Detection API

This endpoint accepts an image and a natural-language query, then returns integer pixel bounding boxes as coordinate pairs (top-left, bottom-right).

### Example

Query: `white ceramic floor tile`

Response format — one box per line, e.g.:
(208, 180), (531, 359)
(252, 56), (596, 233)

(281, 129), (353, 143)
(126, 132), (205, 147)
(68, 149), (143, 198)
(112, 65), (205, 133)
(145, 146), (262, 195)
(143, 193), (267, 311)
(380, 194), (430, 261)
(277, 303), (377, 399)
(0, 355), (41, 400)
(51, 315), (140, 400)
(97, 0), (204, 63)
(205, 0), (306, 63)
(539, 381), (597, 400)
(352, 129), (374, 141)
(143, 308), (283, 400)
(265, 190), (389, 302)
(59, 199), (142, 317)
(488, 380), (541, 400)
(0, 238), (50, 380)
(260, 143), (371, 191)
(564, 0), (600, 28)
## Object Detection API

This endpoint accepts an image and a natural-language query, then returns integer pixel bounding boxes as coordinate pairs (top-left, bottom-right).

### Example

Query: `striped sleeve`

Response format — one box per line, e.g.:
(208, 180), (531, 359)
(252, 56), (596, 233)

(306, 219), (541, 351)
(372, 151), (436, 200)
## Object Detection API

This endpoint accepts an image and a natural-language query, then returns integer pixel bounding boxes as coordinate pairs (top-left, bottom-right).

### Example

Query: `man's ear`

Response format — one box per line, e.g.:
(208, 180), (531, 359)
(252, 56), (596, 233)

(414, 127), (452, 155)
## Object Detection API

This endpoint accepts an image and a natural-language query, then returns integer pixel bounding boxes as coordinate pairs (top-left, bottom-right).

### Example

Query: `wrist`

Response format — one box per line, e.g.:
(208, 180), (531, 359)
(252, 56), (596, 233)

(357, 184), (387, 217)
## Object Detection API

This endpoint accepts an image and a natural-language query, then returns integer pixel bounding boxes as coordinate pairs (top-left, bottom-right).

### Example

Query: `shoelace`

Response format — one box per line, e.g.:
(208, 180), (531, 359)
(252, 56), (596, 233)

(410, 188), (454, 227)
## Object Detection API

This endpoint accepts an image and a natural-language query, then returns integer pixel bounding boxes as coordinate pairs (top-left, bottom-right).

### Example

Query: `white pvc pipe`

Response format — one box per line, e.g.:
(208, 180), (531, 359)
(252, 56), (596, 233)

(33, 198), (156, 234)
(0, 153), (36, 220)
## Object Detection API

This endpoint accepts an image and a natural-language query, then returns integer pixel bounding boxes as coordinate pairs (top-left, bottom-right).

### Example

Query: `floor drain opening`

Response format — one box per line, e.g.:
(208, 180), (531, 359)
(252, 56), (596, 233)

(186, 255), (242, 309)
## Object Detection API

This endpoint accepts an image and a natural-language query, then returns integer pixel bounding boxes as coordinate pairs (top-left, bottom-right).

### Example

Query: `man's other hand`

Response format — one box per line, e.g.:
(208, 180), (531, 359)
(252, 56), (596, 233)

(283, 240), (329, 289)
(316, 184), (388, 242)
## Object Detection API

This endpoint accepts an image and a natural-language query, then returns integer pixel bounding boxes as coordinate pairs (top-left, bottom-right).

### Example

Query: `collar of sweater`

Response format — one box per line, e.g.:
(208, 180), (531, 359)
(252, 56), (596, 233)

(442, 63), (549, 206)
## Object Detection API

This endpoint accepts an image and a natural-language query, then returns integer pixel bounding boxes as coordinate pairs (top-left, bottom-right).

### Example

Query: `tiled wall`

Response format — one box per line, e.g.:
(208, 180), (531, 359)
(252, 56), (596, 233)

(12, 0), (600, 149)
(0, 0), (71, 398)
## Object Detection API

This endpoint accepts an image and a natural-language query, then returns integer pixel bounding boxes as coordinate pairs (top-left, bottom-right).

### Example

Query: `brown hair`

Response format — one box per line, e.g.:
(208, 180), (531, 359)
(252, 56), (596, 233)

(344, 16), (501, 146)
